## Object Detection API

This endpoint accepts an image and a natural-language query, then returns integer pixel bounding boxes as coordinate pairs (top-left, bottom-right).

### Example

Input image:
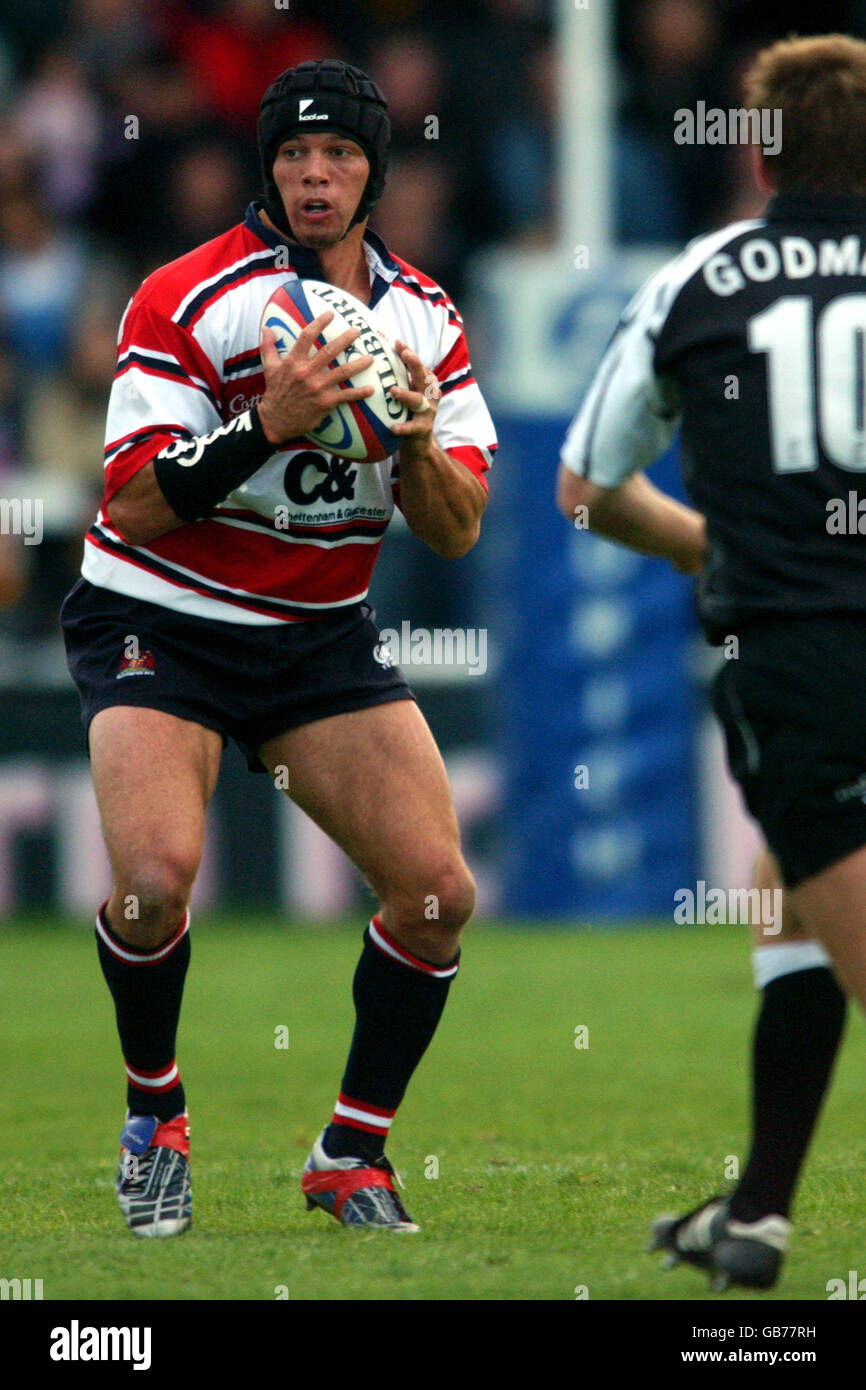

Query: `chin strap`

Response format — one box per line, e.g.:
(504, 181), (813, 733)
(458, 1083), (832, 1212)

(261, 195), (366, 247)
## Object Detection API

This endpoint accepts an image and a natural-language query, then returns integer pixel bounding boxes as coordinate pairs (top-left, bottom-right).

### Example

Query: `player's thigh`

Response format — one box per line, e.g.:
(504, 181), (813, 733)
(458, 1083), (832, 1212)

(748, 845), (809, 947)
(788, 844), (866, 1008)
(258, 700), (472, 915)
(89, 706), (223, 890)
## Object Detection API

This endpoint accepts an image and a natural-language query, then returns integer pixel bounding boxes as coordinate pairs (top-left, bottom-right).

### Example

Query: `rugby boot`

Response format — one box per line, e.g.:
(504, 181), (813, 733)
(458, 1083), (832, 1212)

(116, 1112), (191, 1237)
(301, 1129), (420, 1231)
(649, 1195), (789, 1291)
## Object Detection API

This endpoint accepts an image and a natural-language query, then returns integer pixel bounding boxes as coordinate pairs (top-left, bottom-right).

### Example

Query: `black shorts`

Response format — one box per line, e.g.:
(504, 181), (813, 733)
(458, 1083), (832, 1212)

(712, 614), (866, 887)
(61, 579), (414, 772)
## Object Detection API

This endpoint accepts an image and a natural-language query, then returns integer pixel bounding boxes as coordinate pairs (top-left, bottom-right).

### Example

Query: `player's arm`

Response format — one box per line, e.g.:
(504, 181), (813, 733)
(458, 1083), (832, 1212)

(557, 470), (706, 574)
(388, 341), (490, 560)
(109, 317), (374, 547)
(108, 461), (187, 545)
(556, 266), (706, 575)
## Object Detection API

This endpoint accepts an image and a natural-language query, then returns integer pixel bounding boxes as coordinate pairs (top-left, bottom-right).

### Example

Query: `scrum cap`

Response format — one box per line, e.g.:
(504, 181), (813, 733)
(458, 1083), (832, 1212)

(257, 60), (390, 234)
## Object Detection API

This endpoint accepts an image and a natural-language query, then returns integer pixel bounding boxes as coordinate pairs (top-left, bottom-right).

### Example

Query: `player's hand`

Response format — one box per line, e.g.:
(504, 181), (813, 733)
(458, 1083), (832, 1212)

(257, 313), (375, 446)
(390, 341), (441, 460)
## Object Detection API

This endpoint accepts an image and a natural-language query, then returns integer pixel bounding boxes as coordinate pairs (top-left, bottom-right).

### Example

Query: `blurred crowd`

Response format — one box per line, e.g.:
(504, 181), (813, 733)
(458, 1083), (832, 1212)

(0, 0), (864, 639)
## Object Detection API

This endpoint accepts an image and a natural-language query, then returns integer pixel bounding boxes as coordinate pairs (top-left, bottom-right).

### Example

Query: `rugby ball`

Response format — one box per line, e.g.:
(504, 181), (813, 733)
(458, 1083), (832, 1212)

(260, 279), (411, 461)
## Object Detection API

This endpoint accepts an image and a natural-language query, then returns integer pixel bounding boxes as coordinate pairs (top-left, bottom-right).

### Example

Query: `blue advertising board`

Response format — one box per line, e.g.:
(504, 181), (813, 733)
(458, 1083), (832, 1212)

(475, 250), (700, 918)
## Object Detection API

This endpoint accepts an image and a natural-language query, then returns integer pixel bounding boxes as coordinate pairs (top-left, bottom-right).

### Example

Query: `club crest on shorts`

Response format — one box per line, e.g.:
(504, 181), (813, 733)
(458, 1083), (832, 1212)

(116, 650), (156, 679)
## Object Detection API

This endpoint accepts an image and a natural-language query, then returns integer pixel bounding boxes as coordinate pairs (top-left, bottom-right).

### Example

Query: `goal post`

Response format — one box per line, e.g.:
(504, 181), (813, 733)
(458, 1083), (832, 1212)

(556, 0), (614, 260)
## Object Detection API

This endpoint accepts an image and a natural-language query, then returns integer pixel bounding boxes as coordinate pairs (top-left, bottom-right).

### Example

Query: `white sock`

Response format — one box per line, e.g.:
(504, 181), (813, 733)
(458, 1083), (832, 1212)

(753, 941), (831, 990)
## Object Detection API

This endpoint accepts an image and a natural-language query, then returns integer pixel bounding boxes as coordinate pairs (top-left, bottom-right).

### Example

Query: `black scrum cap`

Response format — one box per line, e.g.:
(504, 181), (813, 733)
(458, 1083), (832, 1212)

(257, 60), (390, 234)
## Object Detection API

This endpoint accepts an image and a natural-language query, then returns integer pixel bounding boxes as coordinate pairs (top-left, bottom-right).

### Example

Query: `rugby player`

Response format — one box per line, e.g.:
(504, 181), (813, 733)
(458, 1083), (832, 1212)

(556, 34), (866, 1290)
(61, 60), (496, 1235)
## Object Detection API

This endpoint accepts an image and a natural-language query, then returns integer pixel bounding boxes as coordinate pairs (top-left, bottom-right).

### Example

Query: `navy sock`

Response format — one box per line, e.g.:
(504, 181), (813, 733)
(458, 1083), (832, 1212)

(95, 904), (190, 1123)
(728, 966), (846, 1222)
(323, 917), (459, 1162)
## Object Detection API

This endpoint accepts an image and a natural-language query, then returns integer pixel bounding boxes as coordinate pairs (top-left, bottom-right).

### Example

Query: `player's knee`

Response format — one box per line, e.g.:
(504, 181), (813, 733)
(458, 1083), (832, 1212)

(114, 856), (196, 943)
(389, 858), (476, 937)
(432, 861), (476, 932)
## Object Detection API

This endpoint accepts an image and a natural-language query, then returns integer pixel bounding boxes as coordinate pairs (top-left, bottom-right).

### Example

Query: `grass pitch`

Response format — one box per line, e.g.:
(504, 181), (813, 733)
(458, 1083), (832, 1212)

(1, 917), (863, 1302)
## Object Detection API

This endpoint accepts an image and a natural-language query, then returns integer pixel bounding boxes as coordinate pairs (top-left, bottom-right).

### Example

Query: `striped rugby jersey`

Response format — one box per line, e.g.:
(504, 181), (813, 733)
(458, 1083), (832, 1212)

(560, 193), (866, 636)
(83, 202), (497, 624)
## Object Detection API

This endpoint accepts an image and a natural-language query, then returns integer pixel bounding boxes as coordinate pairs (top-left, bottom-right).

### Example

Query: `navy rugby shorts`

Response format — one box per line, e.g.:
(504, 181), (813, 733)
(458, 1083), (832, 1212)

(712, 613), (866, 887)
(61, 578), (414, 772)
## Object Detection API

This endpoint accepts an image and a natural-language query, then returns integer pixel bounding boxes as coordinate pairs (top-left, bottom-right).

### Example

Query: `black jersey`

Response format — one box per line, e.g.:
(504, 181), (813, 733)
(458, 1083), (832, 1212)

(561, 192), (866, 641)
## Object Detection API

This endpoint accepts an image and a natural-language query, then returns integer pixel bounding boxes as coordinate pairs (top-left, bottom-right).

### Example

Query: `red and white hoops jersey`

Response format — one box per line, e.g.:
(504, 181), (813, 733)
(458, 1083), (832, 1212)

(83, 203), (498, 624)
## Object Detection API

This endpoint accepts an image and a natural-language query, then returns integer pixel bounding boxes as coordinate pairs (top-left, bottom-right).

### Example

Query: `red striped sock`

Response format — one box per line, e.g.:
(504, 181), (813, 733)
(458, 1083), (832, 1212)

(95, 903), (190, 1122)
(124, 1057), (182, 1098)
(330, 1092), (396, 1139)
(368, 915), (460, 980)
(323, 917), (459, 1160)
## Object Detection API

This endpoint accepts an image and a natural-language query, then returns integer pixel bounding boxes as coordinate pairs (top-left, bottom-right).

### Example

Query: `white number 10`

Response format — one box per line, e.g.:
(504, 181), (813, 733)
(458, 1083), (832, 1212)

(748, 294), (866, 473)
